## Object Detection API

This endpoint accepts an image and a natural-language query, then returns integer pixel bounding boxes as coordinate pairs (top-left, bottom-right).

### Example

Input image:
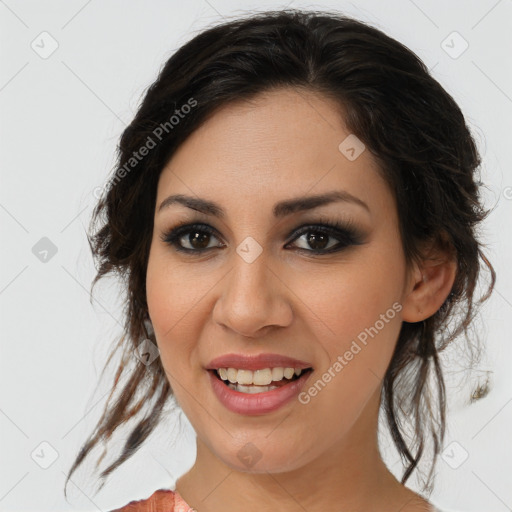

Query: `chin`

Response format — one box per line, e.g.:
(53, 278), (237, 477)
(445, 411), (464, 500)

(214, 439), (312, 474)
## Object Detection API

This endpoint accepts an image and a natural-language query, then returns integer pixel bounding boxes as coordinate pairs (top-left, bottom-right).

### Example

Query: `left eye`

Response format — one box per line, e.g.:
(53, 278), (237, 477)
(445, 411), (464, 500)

(286, 224), (361, 253)
(289, 229), (341, 252)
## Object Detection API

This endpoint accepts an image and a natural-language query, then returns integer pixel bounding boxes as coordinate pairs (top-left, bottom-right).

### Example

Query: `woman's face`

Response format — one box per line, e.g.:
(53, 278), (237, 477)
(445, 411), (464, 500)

(146, 88), (416, 473)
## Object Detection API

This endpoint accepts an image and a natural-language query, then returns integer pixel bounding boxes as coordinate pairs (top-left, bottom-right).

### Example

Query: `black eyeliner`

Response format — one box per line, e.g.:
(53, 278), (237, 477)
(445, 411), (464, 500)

(160, 217), (366, 255)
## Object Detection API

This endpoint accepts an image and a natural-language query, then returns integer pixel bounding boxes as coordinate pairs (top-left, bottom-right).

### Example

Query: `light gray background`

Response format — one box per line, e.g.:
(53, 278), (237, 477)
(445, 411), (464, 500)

(1, 1), (511, 511)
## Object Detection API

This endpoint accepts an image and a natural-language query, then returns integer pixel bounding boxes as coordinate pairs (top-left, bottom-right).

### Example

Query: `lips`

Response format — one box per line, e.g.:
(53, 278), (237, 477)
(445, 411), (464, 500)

(205, 352), (314, 371)
(207, 366), (314, 415)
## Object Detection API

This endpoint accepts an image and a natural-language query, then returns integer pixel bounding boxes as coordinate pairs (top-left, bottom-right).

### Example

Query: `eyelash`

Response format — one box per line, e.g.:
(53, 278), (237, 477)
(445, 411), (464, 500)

(159, 218), (365, 256)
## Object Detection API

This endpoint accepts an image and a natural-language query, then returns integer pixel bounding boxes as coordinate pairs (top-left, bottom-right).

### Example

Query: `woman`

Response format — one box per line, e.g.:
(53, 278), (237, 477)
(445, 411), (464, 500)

(64, 9), (495, 512)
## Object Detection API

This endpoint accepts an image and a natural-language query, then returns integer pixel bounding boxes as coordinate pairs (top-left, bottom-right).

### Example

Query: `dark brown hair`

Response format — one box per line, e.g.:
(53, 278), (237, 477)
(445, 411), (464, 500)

(64, 8), (495, 499)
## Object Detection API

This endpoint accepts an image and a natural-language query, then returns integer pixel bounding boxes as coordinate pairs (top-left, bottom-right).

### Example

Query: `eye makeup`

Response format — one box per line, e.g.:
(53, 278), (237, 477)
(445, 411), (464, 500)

(159, 213), (368, 256)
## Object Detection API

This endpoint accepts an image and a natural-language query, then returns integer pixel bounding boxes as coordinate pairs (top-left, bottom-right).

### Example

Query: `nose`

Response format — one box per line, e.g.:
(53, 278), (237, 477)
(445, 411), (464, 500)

(212, 253), (293, 338)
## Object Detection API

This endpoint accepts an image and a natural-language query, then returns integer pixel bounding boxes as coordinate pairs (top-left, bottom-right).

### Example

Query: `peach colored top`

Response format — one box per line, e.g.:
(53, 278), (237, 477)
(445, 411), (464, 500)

(111, 488), (445, 511)
(111, 489), (195, 512)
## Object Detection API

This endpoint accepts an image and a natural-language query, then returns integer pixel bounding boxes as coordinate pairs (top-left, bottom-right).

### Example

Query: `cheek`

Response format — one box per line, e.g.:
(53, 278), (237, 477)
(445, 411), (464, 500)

(298, 307), (402, 442)
(146, 246), (209, 333)
(294, 242), (405, 399)
(145, 247), (224, 410)
(146, 250), (200, 373)
(297, 254), (404, 348)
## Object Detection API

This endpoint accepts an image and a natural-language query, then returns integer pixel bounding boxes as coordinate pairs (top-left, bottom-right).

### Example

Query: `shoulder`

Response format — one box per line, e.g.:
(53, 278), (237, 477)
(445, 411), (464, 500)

(110, 489), (176, 511)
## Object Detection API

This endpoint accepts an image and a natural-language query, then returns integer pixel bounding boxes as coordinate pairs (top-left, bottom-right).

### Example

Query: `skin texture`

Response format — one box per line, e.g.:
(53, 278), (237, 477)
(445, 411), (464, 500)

(145, 88), (456, 512)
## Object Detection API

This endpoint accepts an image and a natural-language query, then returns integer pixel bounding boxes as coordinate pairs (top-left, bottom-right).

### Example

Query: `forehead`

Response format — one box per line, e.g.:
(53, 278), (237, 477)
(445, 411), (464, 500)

(156, 88), (392, 219)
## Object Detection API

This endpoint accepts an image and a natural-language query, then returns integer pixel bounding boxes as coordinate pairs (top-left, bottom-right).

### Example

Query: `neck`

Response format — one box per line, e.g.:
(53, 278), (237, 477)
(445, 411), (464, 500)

(175, 389), (432, 512)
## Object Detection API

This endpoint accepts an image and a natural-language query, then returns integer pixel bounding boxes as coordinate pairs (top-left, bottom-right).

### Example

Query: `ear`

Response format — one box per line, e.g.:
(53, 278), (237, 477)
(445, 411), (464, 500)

(401, 235), (457, 323)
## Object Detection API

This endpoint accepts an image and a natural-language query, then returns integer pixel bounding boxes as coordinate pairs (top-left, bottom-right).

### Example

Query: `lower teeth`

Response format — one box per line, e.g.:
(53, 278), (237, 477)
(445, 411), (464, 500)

(226, 382), (280, 393)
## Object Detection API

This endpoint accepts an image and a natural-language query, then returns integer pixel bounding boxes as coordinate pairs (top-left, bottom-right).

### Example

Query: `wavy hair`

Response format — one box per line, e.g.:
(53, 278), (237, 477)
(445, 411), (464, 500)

(64, 8), (495, 498)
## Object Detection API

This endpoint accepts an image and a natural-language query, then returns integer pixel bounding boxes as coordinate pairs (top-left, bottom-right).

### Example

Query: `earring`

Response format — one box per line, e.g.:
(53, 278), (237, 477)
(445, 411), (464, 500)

(143, 317), (155, 339)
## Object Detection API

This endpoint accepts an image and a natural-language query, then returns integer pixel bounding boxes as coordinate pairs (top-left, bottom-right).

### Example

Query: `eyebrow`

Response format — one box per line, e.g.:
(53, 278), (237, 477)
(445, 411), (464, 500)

(157, 191), (370, 218)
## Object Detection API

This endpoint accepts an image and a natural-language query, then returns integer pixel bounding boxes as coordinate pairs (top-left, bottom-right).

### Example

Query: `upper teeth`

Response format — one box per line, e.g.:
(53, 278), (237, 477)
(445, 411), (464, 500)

(216, 367), (305, 385)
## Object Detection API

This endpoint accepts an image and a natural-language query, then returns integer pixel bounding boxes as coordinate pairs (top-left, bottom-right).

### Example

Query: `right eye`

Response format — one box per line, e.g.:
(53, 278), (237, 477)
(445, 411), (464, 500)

(160, 223), (225, 254)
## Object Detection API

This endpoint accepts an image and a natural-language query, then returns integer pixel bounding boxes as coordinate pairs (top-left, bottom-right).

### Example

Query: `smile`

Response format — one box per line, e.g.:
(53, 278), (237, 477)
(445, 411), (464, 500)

(208, 367), (314, 415)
